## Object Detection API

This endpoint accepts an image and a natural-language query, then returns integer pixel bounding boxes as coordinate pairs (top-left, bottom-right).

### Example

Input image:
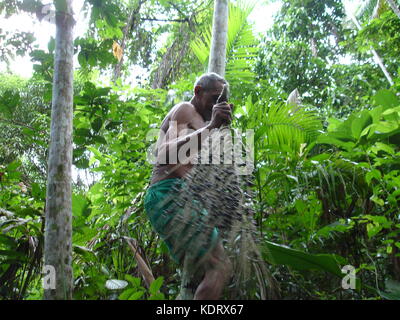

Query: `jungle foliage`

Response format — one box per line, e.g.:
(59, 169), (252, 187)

(0, 0), (400, 300)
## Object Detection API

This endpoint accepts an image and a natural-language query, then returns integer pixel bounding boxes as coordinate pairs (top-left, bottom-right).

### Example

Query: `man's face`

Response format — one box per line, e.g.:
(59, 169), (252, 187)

(198, 81), (228, 111)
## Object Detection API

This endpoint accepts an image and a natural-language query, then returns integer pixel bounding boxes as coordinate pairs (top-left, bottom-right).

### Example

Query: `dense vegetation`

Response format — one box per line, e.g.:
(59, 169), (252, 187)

(1, 0), (400, 300)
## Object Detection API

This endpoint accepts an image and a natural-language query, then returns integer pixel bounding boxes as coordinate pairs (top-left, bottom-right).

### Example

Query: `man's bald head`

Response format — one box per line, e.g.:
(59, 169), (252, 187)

(194, 72), (229, 97)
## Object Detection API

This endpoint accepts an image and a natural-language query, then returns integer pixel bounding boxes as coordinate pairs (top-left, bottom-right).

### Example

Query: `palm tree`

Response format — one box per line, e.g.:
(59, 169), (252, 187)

(208, 0), (229, 76)
(44, 0), (75, 300)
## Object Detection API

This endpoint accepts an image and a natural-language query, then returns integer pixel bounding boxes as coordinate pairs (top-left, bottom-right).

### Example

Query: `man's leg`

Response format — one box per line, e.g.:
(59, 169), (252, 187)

(194, 242), (232, 300)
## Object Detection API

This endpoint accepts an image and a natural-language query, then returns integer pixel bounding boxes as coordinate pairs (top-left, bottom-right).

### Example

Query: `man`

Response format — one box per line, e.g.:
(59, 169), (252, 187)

(144, 72), (233, 300)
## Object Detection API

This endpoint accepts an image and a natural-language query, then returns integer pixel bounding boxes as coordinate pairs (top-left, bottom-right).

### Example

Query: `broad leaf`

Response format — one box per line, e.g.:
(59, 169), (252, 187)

(263, 241), (347, 278)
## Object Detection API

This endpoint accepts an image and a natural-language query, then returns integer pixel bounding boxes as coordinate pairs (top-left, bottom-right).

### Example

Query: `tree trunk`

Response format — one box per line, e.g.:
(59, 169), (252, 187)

(386, 0), (400, 19)
(310, 37), (318, 58)
(208, 0), (229, 76)
(350, 12), (394, 86)
(112, 0), (144, 83)
(44, 0), (75, 300)
(151, 21), (193, 89)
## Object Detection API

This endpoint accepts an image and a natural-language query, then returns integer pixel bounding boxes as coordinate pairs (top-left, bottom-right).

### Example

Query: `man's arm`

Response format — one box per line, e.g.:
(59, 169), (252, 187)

(156, 103), (213, 164)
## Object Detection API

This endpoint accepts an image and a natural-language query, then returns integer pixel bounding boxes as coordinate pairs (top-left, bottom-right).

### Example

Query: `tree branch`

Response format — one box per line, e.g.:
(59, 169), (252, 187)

(0, 117), (37, 132)
(140, 17), (189, 23)
(124, 237), (155, 289)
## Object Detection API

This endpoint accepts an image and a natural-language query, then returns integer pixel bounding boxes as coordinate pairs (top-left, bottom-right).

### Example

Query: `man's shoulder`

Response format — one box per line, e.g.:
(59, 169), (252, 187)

(171, 102), (198, 121)
(175, 102), (196, 113)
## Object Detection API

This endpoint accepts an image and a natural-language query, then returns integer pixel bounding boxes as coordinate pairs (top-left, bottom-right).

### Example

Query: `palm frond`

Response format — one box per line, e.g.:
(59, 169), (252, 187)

(250, 97), (322, 156)
(191, 30), (212, 65)
(225, 2), (258, 82)
(356, 0), (389, 21)
(190, 0), (259, 86)
(356, 0), (378, 21)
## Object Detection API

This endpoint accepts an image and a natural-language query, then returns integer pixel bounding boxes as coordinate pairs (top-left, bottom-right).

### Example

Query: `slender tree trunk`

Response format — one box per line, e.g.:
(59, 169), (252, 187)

(208, 0), (229, 76)
(350, 13), (394, 86)
(386, 0), (400, 19)
(44, 0), (75, 300)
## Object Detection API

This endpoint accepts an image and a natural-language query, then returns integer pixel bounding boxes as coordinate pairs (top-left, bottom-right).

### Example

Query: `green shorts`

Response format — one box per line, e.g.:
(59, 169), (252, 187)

(144, 178), (219, 264)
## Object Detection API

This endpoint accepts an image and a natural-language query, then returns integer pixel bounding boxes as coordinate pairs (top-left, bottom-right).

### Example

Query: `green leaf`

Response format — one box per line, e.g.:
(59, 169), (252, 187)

(72, 193), (88, 217)
(48, 37), (55, 53)
(6, 160), (21, 172)
(87, 146), (105, 162)
(0, 90), (20, 117)
(101, 266), (110, 276)
(92, 135), (107, 145)
(316, 135), (355, 151)
(73, 147), (86, 159)
(366, 222), (382, 238)
(74, 158), (90, 169)
(75, 128), (91, 137)
(380, 279), (400, 300)
(105, 121), (122, 130)
(0, 250), (28, 262)
(370, 194), (385, 207)
(91, 117), (103, 133)
(31, 183), (46, 201)
(128, 291), (144, 300)
(351, 110), (372, 140)
(373, 89), (400, 109)
(369, 142), (395, 155)
(22, 127), (34, 137)
(5, 160), (22, 180)
(315, 220), (353, 238)
(77, 52), (87, 68)
(149, 276), (164, 295)
(263, 241), (347, 278)
(88, 182), (103, 201)
(0, 234), (17, 247)
(365, 169), (382, 185)
(73, 245), (97, 262)
(125, 274), (141, 287)
(327, 117), (343, 132)
(118, 288), (136, 300)
(373, 121), (399, 134)
(148, 292), (166, 300)
(382, 106), (400, 118)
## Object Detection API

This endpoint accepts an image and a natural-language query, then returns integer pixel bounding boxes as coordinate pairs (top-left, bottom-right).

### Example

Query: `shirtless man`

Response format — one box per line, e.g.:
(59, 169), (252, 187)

(144, 72), (233, 300)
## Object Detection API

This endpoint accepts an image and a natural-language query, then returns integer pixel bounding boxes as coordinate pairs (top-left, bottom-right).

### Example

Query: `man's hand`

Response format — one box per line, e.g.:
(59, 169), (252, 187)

(207, 102), (234, 130)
